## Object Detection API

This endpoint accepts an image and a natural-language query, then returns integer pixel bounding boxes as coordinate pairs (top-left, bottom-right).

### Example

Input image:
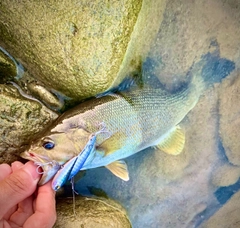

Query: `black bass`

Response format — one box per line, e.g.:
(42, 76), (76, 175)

(21, 53), (235, 184)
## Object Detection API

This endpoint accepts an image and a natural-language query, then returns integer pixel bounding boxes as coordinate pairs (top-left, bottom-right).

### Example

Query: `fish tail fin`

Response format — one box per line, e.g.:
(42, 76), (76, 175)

(191, 51), (235, 92)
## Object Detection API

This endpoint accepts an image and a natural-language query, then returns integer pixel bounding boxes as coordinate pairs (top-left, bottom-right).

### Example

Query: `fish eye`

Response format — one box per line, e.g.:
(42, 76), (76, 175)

(42, 141), (55, 150)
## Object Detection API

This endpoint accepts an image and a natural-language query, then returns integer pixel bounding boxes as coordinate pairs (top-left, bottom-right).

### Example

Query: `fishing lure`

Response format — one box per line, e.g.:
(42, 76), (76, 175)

(52, 125), (106, 191)
(52, 156), (77, 191)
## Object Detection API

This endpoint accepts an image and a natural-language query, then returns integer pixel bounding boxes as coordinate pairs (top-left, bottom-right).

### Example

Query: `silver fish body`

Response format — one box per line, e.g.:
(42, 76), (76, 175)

(22, 79), (200, 183)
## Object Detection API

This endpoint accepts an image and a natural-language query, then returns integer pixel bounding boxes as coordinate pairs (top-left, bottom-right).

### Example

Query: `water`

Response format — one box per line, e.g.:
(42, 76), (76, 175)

(72, 20), (239, 228)
(58, 49), (239, 227)
(1, 1), (240, 227)
(71, 86), (239, 228)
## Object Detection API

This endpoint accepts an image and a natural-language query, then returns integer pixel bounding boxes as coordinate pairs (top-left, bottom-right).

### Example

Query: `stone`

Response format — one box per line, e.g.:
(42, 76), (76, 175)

(0, 0), (143, 101)
(0, 84), (58, 163)
(27, 81), (65, 112)
(54, 196), (131, 228)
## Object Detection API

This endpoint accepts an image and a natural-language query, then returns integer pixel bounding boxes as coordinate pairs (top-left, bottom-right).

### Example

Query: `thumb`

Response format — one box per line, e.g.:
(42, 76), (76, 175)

(0, 161), (40, 218)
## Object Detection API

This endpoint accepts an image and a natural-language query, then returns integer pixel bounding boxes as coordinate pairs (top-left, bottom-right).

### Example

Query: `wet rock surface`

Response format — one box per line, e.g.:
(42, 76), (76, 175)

(54, 196), (131, 228)
(0, 48), (16, 82)
(0, 84), (58, 163)
(0, 0), (143, 101)
(211, 163), (240, 187)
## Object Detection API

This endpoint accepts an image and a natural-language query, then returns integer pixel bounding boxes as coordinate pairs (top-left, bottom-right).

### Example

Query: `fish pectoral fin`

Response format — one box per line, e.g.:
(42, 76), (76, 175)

(99, 132), (127, 156)
(156, 125), (185, 155)
(106, 160), (129, 181)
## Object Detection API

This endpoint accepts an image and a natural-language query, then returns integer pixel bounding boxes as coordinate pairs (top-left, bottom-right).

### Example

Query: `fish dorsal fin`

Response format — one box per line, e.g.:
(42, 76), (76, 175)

(156, 125), (185, 155)
(106, 160), (129, 181)
(97, 74), (143, 97)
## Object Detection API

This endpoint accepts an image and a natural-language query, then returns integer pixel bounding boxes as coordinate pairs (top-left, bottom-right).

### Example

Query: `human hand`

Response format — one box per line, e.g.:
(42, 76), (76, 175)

(0, 161), (56, 228)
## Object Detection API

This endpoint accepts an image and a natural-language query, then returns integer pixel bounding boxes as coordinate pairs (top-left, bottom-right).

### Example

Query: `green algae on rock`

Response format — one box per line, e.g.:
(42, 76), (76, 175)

(0, 0), (143, 101)
(0, 84), (58, 164)
(109, 0), (167, 89)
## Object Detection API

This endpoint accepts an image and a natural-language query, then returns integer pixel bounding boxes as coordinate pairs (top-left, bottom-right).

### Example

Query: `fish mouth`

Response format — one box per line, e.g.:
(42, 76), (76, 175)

(21, 151), (61, 185)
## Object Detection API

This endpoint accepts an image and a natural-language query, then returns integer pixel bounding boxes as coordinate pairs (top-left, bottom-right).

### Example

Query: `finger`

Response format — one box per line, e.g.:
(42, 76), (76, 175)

(11, 161), (24, 172)
(1, 163), (23, 220)
(0, 164), (12, 181)
(8, 195), (34, 227)
(0, 161), (40, 218)
(1, 162), (26, 220)
(24, 181), (56, 228)
(2, 205), (17, 221)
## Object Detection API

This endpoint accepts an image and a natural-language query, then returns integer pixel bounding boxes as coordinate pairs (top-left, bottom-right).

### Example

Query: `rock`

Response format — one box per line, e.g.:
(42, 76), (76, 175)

(0, 84), (58, 164)
(110, 0), (167, 88)
(211, 163), (240, 187)
(200, 191), (240, 228)
(219, 75), (240, 165)
(0, 0), (143, 101)
(27, 81), (65, 112)
(54, 196), (131, 228)
(0, 1), (168, 102)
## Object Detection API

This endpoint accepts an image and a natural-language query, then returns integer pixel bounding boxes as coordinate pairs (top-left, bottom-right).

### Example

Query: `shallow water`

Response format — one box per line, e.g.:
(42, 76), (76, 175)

(1, 1), (240, 227)
(72, 8), (240, 225)
(70, 58), (239, 228)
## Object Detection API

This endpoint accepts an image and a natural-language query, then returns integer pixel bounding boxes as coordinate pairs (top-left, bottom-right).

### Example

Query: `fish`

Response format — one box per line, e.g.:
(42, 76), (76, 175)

(20, 52), (235, 185)
(24, 152), (61, 185)
(52, 125), (106, 190)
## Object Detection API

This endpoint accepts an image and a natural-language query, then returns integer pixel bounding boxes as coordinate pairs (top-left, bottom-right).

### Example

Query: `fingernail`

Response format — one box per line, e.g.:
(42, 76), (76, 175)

(11, 161), (23, 171)
(22, 161), (40, 181)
